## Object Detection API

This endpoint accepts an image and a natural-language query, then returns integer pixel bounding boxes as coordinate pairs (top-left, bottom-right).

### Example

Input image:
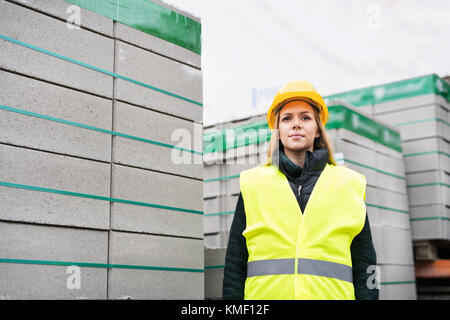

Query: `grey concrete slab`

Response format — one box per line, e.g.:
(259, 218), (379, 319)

(112, 164), (202, 213)
(379, 265), (417, 300)
(0, 221), (108, 263)
(114, 22), (201, 68)
(0, 144), (110, 196)
(406, 170), (449, 206)
(0, 1), (113, 98)
(112, 101), (201, 179)
(374, 94), (448, 115)
(110, 202), (203, 239)
(9, 0), (114, 36)
(114, 40), (202, 123)
(0, 144), (110, 228)
(0, 264), (107, 299)
(108, 231), (204, 299)
(108, 268), (204, 299)
(0, 70), (112, 162)
(410, 204), (450, 240)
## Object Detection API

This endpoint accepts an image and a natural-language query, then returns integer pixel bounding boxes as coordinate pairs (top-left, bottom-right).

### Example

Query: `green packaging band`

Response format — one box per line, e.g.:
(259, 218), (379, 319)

(66, 0), (201, 55)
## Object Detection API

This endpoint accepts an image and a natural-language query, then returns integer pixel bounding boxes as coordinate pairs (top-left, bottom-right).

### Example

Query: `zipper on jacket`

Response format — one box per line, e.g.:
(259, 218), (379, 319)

(297, 184), (302, 196)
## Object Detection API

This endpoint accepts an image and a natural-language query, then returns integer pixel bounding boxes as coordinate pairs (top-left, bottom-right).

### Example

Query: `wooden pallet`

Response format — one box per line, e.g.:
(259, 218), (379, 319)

(414, 240), (450, 261)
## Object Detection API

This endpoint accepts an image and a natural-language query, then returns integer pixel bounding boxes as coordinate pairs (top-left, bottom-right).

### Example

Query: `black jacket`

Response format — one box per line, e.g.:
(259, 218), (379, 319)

(222, 145), (379, 300)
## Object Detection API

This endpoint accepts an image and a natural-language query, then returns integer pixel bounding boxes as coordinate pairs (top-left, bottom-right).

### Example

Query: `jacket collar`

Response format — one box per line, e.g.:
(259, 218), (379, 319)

(274, 143), (329, 180)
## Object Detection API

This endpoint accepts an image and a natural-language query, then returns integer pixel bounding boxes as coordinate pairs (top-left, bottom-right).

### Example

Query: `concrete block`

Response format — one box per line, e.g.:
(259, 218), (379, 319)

(366, 185), (379, 226)
(410, 204), (450, 240)
(203, 179), (222, 199)
(353, 105), (373, 117)
(375, 104), (449, 141)
(225, 176), (241, 196)
(0, 1), (113, 98)
(374, 93), (448, 115)
(0, 70), (112, 162)
(0, 264), (107, 299)
(205, 248), (226, 299)
(374, 141), (403, 161)
(0, 221), (108, 264)
(112, 101), (202, 180)
(0, 144), (110, 229)
(376, 152), (407, 194)
(108, 231), (203, 299)
(379, 265), (417, 300)
(112, 164), (202, 214)
(111, 202), (203, 239)
(377, 188), (409, 215)
(114, 40), (202, 123)
(333, 139), (377, 187)
(204, 164), (223, 182)
(406, 170), (449, 206)
(336, 128), (376, 150)
(0, 221), (108, 299)
(9, 0), (114, 36)
(205, 232), (230, 249)
(225, 144), (259, 161)
(114, 21), (201, 69)
(380, 227), (414, 265)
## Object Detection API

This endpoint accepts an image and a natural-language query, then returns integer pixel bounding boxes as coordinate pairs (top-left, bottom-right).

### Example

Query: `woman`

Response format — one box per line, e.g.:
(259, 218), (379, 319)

(222, 80), (378, 300)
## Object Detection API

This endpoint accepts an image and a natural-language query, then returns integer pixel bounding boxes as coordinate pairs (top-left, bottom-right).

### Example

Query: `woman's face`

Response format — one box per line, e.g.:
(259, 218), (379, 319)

(278, 100), (320, 153)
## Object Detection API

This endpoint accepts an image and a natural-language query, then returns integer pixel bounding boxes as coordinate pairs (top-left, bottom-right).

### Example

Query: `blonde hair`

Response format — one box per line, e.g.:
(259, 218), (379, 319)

(264, 98), (337, 167)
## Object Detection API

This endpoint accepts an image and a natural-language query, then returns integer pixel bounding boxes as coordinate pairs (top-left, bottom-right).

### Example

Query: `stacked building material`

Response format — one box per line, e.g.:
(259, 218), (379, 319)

(204, 247), (227, 299)
(325, 74), (450, 241)
(203, 102), (417, 299)
(0, 0), (203, 299)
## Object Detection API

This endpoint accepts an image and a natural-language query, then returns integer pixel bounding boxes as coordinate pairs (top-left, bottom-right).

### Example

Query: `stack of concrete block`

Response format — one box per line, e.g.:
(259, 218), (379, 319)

(203, 116), (268, 248)
(204, 247), (226, 299)
(0, 0), (203, 299)
(324, 74), (450, 242)
(203, 103), (417, 299)
(325, 102), (417, 300)
(373, 94), (449, 241)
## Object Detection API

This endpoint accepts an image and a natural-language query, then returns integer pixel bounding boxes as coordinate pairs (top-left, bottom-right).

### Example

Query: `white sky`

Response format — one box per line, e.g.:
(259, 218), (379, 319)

(163, 0), (450, 126)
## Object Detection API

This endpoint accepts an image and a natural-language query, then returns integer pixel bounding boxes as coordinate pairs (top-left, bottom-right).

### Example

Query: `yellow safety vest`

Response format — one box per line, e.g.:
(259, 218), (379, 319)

(240, 162), (366, 300)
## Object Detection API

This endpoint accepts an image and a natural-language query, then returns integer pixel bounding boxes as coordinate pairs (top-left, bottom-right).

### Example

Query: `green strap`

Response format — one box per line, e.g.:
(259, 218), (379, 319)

(0, 104), (202, 155)
(204, 174), (240, 183)
(395, 117), (450, 127)
(204, 211), (234, 217)
(204, 265), (225, 270)
(0, 181), (203, 215)
(407, 182), (450, 188)
(0, 34), (202, 106)
(403, 150), (450, 158)
(410, 216), (450, 221)
(380, 281), (416, 285)
(366, 203), (409, 214)
(0, 258), (203, 273)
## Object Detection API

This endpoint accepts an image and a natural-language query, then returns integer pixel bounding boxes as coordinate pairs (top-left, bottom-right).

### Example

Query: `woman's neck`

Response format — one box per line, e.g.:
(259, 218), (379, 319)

(283, 148), (308, 168)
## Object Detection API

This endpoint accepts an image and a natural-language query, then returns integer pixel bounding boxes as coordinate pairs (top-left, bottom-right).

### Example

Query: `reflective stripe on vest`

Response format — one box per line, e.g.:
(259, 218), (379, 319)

(247, 258), (353, 283)
(240, 162), (366, 300)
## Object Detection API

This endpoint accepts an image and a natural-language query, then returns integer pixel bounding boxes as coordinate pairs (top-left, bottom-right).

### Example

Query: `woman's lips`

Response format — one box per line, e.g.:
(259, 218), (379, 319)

(289, 134), (305, 139)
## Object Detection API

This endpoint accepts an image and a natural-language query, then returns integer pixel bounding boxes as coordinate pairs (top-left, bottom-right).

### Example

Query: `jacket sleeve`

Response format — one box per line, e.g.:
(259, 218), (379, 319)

(350, 212), (379, 300)
(222, 192), (248, 300)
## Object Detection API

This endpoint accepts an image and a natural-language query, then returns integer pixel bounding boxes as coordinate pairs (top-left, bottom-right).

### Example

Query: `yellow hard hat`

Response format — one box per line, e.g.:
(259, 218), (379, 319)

(266, 80), (328, 130)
